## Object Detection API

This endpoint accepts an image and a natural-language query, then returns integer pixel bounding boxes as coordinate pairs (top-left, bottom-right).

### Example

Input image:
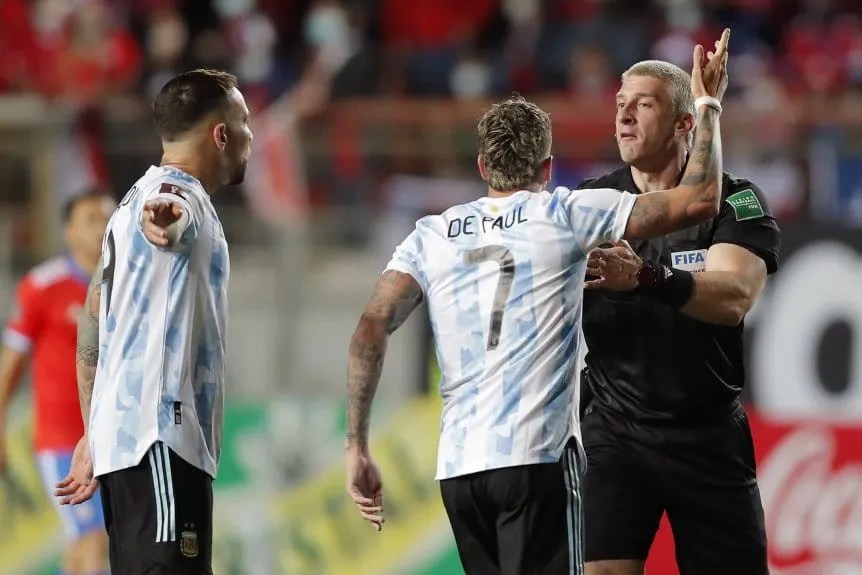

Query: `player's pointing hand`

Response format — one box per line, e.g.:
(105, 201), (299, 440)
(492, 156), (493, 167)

(142, 199), (185, 247)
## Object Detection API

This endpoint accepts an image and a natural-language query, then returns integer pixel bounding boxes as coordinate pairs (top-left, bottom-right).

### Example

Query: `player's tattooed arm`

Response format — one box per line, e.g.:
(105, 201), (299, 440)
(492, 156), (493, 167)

(346, 271), (423, 450)
(75, 256), (103, 431)
(624, 107), (722, 240)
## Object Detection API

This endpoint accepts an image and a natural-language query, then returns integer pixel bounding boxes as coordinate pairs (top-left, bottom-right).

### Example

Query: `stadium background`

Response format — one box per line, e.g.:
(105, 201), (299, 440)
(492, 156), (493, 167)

(1, 0), (861, 573)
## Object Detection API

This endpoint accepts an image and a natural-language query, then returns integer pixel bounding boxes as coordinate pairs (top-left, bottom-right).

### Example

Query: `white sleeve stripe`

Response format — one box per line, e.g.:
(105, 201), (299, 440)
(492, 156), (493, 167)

(609, 192), (637, 242)
(383, 262), (424, 292)
(2, 328), (32, 352)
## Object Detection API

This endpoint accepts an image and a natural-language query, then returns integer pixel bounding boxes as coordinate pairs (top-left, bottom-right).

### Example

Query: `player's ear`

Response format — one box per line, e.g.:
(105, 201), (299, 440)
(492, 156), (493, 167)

(477, 155), (488, 182)
(539, 156), (553, 186)
(212, 123), (228, 152)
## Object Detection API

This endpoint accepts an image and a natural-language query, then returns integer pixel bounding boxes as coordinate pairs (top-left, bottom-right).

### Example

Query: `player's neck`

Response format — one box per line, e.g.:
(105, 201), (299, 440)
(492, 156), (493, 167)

(629, 151), (687, 193)
(160, 159), (219, 194)
(160, 143), (219, 194)
(487, 183), (542, 198)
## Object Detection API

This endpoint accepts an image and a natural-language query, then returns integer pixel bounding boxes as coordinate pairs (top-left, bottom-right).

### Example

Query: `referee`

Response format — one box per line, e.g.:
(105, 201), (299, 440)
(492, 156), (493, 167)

(577, 56), (780, 574)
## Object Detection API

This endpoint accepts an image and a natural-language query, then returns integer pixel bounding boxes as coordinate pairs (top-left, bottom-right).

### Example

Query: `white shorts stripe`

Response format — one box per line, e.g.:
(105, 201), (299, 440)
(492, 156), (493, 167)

(570, 448), (584, 575)
(563, 446), (585, 575)
(148, 449), (165, 543)
(161, 443), (176, 542)
(155, 444), (172, 543)
(564, 447), (576, 575)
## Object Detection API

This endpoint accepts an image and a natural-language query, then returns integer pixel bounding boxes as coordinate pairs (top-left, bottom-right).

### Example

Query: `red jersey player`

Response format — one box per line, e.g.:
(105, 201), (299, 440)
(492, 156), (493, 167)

(0, 189), (114, 575)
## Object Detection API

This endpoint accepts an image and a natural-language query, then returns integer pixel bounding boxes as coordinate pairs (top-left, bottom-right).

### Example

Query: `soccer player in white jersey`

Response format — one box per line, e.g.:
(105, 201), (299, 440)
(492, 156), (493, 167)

(54, 69), (253, 574)
(345, 36), (729, 575)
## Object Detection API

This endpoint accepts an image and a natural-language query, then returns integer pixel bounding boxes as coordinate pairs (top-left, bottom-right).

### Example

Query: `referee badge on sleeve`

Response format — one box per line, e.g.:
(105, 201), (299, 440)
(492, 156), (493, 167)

(180, 528), (199, 558)
(725, 188), (764, 221)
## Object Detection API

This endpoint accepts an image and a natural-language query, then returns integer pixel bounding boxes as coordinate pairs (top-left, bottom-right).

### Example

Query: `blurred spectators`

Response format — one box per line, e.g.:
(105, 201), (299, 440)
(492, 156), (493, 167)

(1, 0), (862, 233)
(1, 0), (858, 105)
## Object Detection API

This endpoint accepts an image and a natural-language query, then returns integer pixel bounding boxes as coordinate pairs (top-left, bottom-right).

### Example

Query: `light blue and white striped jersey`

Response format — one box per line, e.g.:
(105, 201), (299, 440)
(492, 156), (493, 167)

(90, 165), (229, 479)
(386, 186), (636, 480)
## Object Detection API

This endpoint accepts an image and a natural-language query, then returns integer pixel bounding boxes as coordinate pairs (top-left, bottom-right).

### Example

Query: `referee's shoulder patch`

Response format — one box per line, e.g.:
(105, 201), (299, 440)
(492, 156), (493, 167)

(159, 182), (188, 200)
(725, 188), (764, 221)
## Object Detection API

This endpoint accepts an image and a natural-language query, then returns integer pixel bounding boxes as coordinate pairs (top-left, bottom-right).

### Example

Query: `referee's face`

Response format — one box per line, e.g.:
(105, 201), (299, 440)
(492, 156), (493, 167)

(615, 75), (677, 168)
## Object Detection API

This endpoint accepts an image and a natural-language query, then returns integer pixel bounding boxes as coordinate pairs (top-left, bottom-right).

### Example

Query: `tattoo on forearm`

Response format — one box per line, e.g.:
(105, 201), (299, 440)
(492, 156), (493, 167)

(682, 111), (719, 215)
(77, 258), (103, 426)
(628, 191), (668, 235)
(345, 271), (424, 446)
(346, 337), (385, 447)
(76, 345), (99, 367)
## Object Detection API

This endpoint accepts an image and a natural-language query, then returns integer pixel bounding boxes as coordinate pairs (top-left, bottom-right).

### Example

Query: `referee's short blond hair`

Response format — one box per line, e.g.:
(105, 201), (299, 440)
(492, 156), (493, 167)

(623, 60), (695, 146)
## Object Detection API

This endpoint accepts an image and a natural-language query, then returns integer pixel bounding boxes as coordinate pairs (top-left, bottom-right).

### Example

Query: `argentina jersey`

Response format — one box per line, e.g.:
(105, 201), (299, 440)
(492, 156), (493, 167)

(89, 165), (229, 479)
(385, 186), (636, 480)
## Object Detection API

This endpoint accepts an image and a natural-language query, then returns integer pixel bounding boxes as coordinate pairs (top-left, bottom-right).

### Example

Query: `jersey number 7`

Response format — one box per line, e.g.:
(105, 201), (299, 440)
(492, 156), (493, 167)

(464, 245), (515, 351)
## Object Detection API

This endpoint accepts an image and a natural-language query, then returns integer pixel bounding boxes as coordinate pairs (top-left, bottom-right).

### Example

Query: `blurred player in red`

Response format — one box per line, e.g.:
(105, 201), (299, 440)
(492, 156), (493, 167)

(0, 189), (114, 575)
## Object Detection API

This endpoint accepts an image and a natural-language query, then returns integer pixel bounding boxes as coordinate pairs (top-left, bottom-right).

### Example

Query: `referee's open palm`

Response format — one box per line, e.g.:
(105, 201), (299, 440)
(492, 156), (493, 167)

(55, 435), (99, 505)
(346, 451), (385, 531)
(692, 28), (730, 100)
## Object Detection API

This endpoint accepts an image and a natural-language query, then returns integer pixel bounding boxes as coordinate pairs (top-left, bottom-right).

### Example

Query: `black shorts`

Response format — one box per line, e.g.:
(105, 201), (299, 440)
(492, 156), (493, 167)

(99, 441), (213, 575)
(439, 439), (585, 575)
(581, 403), (768, 575)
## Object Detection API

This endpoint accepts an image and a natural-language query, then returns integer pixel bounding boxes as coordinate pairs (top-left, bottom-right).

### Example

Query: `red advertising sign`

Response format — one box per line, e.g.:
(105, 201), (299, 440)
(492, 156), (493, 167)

(647, 411), (862, 574)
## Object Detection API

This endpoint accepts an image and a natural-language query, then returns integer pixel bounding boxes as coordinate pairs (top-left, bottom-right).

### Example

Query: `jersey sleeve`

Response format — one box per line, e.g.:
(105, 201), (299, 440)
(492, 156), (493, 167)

(383, 227), (426, 292)
(138, 182), (201, 252)
(3, 277), (42, 352)
(554, 186), (637, 253)
(713, 182), (781, 274)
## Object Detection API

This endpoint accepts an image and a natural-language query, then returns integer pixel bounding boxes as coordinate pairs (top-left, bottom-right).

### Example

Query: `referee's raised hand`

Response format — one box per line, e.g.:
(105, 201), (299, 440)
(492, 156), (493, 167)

(692, 28), (730, 101)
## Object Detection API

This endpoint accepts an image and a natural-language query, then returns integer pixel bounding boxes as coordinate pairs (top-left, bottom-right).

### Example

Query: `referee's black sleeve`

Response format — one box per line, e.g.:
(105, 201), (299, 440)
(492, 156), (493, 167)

(713, 180), (781, 274)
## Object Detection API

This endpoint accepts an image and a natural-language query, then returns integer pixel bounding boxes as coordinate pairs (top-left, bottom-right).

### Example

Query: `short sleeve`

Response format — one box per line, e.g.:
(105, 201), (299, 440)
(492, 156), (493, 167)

(713, 183), (781, 274)
(138, 182), (201, 252)
(553, 186), (637, 253)
(384, 228), (426, 291)
(3, 277), (42, 352)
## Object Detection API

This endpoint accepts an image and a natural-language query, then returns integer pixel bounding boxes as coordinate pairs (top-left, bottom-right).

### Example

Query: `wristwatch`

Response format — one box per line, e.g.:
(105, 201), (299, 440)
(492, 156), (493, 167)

(636, 261), (662, 288)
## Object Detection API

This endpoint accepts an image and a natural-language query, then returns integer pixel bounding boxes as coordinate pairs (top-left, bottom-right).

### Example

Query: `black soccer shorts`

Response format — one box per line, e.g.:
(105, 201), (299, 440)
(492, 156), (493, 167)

(581, 403), (768, 575)
(440, 438), (586, 575)
(99, 441), (214, 574)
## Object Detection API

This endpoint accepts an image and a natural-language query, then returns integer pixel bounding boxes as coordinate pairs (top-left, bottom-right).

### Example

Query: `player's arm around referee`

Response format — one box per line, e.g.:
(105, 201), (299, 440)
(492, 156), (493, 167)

(576, 33), (780, 575)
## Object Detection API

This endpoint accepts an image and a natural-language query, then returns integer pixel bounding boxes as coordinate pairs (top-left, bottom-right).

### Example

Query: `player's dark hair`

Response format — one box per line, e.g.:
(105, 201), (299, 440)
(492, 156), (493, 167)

(152, 69), (238, 142)
(62, 187), (114, 222)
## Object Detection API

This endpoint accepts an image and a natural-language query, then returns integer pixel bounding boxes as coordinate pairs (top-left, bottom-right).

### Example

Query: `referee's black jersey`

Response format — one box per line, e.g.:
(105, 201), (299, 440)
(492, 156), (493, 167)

(578, 167), (781, 422)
